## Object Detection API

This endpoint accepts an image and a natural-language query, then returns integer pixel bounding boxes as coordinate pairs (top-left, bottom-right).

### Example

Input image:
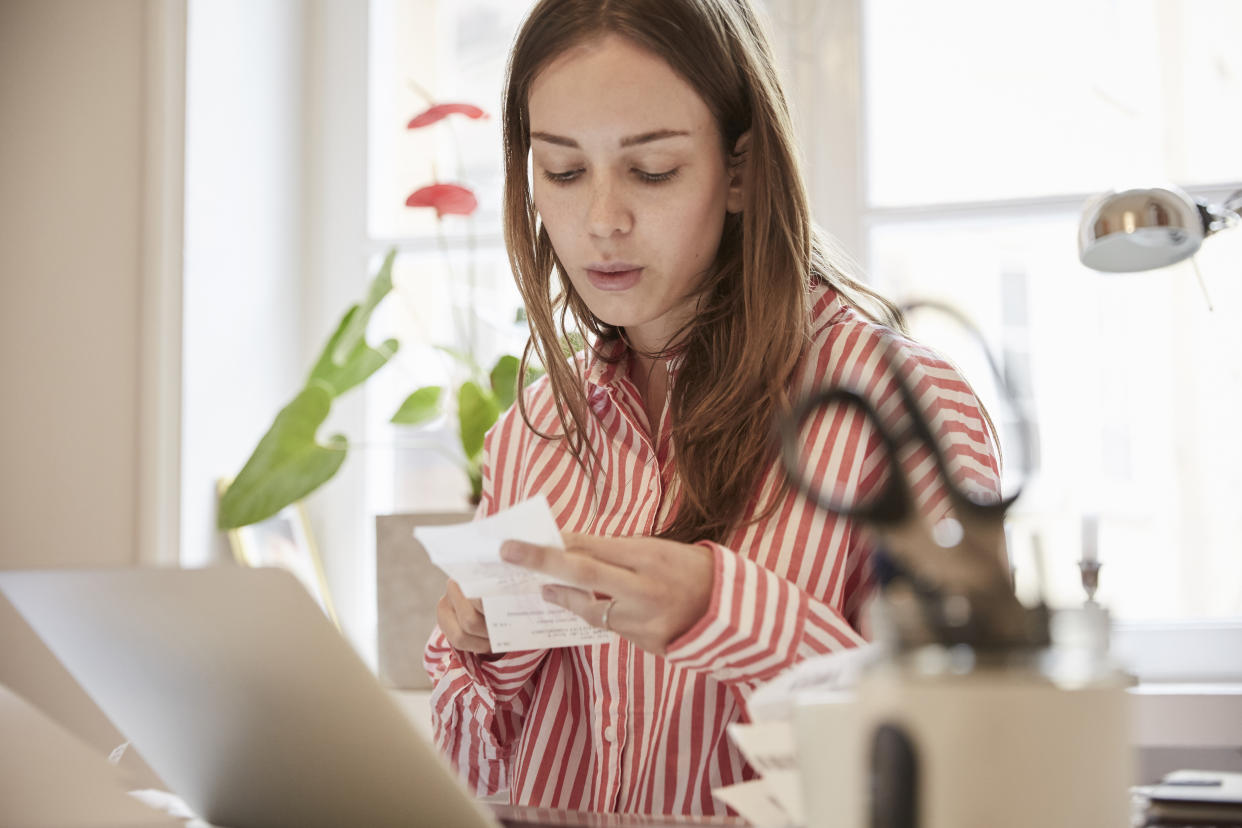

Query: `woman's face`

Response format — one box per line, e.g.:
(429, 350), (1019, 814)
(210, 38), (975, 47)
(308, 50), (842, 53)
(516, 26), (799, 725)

(528, 34), (742, 353)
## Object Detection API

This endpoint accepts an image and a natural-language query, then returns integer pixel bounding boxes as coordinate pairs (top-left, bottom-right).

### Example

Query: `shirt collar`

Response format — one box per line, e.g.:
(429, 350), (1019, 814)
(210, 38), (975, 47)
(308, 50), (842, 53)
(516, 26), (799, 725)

(582, 283), (841, 388)
(808, 280), (846, 333)
(583, 337), (627, 389)
(582, 336), (686, 390)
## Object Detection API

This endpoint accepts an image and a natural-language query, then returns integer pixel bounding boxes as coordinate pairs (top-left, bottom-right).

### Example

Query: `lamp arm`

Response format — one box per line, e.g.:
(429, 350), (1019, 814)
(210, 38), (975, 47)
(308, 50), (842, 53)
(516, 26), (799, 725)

(1202, 198), (1240, 235)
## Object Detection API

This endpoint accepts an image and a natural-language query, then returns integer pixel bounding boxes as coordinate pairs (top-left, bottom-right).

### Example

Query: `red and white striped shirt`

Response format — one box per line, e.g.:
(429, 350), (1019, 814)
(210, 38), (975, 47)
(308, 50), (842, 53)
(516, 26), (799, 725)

(424, 282), (1000, 815)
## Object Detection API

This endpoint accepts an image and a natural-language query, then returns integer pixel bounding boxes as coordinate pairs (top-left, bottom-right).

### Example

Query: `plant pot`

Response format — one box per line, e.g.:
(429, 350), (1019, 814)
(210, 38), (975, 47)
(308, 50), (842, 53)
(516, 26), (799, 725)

(375, 510), (472, 690)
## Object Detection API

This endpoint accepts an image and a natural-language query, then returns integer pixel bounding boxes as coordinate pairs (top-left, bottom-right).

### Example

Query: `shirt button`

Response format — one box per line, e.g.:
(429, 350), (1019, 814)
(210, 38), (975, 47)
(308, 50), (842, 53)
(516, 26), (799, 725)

(603, 725), (618, 743)
(647, 479), (657, 492)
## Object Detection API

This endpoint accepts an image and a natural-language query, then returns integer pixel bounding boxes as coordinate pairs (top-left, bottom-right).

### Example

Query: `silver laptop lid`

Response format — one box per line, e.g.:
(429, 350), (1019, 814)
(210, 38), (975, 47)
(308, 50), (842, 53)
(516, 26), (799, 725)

(0, 566), (498, 828)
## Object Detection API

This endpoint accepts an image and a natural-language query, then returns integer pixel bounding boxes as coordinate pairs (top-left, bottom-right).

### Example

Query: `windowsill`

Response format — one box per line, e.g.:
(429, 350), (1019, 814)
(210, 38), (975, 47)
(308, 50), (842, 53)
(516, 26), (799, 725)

(1128, 682), (1242, 749)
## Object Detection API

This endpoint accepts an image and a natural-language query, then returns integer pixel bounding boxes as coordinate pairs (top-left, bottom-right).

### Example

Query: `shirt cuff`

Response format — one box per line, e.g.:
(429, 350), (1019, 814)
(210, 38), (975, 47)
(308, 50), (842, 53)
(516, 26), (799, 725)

(454, 647), (547, 694)
(663, 541), (810, 685)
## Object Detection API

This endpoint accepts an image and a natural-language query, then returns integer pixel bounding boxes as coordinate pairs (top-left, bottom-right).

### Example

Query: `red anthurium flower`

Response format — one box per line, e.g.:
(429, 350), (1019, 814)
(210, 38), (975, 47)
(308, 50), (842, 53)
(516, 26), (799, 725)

(406, 103), (489, 130)
(405, 183), (478, 218)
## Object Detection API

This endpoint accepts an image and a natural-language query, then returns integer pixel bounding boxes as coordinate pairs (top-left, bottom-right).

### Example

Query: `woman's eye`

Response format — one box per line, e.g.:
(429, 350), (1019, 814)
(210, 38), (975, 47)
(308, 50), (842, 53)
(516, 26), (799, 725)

(541, 169), (583, 184)
(539, 167), (680, 185)
(635, 168), (679, 184)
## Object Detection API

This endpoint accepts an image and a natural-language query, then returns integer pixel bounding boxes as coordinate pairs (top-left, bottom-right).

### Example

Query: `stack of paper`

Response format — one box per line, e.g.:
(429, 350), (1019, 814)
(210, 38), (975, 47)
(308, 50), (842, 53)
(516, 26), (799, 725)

(712, 721), (803, 827)
(1133, 770), (1242, 826)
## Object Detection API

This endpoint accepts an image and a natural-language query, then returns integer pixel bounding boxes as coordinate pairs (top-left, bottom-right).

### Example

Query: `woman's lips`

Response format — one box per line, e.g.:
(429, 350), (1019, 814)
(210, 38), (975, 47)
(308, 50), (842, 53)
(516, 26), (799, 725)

(586, 265), (643, 292)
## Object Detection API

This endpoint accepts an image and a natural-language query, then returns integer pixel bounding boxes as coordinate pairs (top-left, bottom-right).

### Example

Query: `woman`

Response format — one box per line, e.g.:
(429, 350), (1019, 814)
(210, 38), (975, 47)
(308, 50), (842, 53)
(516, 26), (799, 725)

(425, 0), (999, 815)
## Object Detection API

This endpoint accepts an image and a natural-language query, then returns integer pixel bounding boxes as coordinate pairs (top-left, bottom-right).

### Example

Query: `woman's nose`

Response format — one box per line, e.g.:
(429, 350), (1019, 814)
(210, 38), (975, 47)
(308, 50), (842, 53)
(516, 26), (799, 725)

(586, 178), (633, 238)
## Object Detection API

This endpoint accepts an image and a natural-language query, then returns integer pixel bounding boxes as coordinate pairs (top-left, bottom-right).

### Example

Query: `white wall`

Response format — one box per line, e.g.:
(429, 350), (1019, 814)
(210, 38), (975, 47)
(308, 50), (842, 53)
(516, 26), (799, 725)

(0, 0), (314, 574)
(0, 0), (179, 782)
(0, 0), (148, 569)
(0, 0), (376, 732)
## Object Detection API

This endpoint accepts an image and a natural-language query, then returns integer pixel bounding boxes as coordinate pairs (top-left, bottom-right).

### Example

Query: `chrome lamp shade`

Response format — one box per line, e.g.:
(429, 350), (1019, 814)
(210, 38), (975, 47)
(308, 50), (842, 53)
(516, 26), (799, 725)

(1078, 185), (1240, 273)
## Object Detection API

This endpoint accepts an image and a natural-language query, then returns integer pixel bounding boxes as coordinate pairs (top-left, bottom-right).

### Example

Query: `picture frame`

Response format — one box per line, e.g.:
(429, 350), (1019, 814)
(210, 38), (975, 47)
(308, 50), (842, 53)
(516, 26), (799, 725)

(217, 480), (339, 628)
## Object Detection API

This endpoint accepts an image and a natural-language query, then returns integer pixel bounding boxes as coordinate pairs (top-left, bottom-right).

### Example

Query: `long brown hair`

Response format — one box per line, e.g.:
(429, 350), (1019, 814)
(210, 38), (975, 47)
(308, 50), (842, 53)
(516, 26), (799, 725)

(502, 0), (902, 543)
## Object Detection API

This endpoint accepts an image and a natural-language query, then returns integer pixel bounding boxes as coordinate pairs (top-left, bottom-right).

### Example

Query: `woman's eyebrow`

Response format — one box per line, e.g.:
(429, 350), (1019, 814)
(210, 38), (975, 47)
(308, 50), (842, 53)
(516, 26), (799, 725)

(530, 128), (692, 148)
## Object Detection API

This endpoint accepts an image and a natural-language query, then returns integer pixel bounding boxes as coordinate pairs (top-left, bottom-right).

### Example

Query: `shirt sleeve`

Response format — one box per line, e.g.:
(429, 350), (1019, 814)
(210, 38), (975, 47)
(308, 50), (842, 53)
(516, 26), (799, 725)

(423, 635), (546, 796)
(661, 537), (866, 689)
(422, 426), (550, 797)
(663, 340), (1001, 692)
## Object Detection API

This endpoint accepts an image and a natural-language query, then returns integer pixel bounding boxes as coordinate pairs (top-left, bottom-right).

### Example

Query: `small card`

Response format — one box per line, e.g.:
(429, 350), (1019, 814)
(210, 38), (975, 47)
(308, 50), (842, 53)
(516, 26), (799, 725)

(712, 780), (796, 828)
(415, 496), (615, 652)
(726, 721), (804, 824)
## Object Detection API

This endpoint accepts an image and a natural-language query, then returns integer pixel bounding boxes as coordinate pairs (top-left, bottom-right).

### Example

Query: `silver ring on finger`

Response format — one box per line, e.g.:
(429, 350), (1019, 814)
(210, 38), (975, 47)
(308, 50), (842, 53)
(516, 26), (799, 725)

(600, 597), (618, 631)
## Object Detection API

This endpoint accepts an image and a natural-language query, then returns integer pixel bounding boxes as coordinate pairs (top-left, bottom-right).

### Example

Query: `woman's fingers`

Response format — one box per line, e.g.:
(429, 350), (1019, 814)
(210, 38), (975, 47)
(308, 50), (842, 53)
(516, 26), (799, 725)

(540, 585), (617, 629)
(490, 534), (713, 654)
(440, 579), (491, 652)
(560, 532), (641, 570)
(436, 592), (492, 653)
(535, 536), (713, 654)
(446, 579), (489, 638)
(500, 540), (642, 596)
(449, 577), (484, 614)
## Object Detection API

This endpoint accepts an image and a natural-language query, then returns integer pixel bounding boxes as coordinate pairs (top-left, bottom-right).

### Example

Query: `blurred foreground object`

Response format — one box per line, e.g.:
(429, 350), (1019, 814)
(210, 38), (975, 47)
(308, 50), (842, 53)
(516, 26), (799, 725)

(781, 307), (1132, 828)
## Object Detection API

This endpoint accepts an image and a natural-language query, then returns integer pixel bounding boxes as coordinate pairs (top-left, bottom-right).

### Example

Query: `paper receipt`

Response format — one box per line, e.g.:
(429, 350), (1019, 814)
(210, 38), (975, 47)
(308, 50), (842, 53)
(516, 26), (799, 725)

(413, 496), (614, 652)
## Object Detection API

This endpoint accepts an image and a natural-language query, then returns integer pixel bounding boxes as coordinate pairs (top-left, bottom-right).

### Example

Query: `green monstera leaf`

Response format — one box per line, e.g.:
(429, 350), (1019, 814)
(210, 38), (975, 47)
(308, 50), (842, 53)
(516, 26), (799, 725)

(330, 249), (395, 365)
(391, 386), (442, 425)
(217, 384), (347, 529)
(308, 304), (399, 398)
(465, 459), (484, 504)
(457, 380), (500, 461)
(489, 355), (519, 411)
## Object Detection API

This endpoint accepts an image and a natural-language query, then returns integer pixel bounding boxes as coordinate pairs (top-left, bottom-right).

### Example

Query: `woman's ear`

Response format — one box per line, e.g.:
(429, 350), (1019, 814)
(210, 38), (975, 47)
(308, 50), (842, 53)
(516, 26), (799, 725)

(726, 131), (750, 214)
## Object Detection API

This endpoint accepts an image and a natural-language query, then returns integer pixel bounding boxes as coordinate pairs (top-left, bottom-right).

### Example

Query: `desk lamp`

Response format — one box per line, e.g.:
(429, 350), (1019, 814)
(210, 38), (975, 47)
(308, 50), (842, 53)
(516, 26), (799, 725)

(1078, 184), (1241, 273)
(1076, 184), (1239, 593)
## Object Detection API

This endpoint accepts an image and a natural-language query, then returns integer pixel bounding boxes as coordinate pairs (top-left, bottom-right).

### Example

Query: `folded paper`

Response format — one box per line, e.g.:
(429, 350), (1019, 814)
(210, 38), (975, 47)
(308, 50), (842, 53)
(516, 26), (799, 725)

(415, 496), (614, 652)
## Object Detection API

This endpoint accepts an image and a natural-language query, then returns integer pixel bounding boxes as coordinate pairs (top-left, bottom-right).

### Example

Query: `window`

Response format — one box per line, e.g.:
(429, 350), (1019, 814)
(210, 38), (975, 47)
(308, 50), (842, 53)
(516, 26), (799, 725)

(855, 0), (1242, 622)
(773, 0), (1241, 679)
(365, 0), (530, 515)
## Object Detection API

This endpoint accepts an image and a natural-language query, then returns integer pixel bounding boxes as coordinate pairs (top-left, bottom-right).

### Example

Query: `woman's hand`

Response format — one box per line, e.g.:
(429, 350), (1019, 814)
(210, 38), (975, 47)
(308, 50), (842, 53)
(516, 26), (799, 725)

(499, 533), (714, 655)
(436, 578), (492, 654)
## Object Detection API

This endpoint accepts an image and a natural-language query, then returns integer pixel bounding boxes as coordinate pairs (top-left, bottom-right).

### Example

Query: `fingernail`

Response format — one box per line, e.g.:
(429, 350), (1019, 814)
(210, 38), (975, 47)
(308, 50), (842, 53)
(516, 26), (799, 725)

(500, 542), (526, 563)
(541, 585), (556, 603)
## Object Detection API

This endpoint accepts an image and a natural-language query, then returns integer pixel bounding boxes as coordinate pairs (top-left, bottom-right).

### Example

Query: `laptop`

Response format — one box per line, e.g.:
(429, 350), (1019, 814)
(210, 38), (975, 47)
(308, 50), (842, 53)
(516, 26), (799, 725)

(0, 566), (506, 828)
(1, 566), (746, 828)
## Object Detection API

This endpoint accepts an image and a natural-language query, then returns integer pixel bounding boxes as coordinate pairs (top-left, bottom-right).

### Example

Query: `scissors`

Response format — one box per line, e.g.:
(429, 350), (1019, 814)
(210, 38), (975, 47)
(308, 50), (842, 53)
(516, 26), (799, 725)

(779, 313), (1045, 649)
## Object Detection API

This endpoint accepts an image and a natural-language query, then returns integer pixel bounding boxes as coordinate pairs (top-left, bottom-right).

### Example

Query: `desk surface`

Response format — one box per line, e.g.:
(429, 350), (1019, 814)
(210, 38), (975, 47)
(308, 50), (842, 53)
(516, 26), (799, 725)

(492, 804), (747, 827)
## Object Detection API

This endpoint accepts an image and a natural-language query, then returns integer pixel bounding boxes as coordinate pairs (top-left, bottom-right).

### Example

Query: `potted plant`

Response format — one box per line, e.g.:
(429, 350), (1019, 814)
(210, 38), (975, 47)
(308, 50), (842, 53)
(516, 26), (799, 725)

(217, 95), (518, 531)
